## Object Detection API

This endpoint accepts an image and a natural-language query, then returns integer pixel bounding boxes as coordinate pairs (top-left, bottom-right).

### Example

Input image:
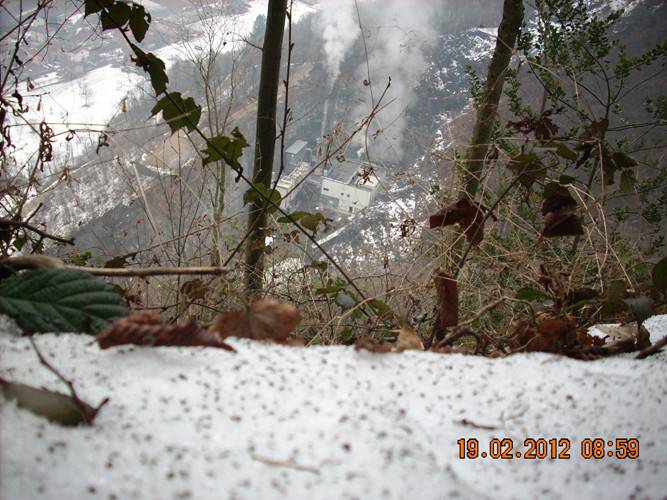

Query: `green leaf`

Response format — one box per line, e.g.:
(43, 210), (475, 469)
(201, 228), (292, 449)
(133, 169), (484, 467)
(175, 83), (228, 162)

(277, 211), (308, 223)
(300, 213), (326, 232)
(652, 256), (667, 292)
(369, 299), (393, 320)
(558, 174), (576, 185)
(0, 269), (128, 334)
(606, 279), (626, 301)
(516, 287), (549, 301)
(151, 92), (201, 133)
(104, 255), (129, 268)
(612, 151), (638, 168)
(69, 251), (92, 266)
(305, 260), (328, 272)
(555, 144), (578, 161)
(335, 291), (356, 310)
(508, 153), (545, 190)
(128, 4), (151, 42)
(619, 170), (636, 194)
(100, 2), (132, 30)
(278, 211), (328, 233)
(601, 299), (627, 319)
(131, 45), (168, 95)
(243, 183), (281, 213)
(84, 0), (113, 17)
(202, 127), (249, 167)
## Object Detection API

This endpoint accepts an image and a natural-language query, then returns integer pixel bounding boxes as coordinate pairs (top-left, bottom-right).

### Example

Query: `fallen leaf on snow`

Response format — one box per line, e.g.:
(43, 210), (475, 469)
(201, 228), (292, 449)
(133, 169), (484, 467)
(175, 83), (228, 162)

(96, 311), (235, 351)
(209, 299), (301, 342)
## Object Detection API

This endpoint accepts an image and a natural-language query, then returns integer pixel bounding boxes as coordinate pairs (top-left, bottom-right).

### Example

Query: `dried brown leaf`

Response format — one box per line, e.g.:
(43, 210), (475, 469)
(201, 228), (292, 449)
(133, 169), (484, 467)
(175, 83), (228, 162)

(180, 278), (209, 300)
(209, 299), (301, 342)
(395, 326), (424, 351)
(96, 311), (234, 351)
(354, 338), (393, 353)
(429, 198), (489, 245)
(434, 271), (458, 333)
(541, 193), (583, 238)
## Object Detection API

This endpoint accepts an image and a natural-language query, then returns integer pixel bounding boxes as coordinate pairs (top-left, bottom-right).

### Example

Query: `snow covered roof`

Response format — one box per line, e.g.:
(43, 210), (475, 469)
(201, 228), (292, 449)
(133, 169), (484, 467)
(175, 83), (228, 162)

(1, 315), (666, 499)
(286, 140), (308, 155)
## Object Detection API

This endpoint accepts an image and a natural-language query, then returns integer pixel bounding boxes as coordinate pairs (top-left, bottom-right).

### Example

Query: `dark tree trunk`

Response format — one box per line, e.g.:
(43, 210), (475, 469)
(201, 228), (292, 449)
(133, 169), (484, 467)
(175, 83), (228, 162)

(244, 0), (287, 297)
(462, 0), (524, 198)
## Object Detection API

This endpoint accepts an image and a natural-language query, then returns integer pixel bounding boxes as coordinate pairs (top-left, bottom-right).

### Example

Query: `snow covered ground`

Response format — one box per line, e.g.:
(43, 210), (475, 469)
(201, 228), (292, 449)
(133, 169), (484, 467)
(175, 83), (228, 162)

(0, 315), (666, 500)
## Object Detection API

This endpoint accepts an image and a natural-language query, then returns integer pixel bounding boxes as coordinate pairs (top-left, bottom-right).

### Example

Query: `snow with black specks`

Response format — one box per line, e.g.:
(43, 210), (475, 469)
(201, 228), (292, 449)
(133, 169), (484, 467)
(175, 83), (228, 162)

(1, 315), (666, 499)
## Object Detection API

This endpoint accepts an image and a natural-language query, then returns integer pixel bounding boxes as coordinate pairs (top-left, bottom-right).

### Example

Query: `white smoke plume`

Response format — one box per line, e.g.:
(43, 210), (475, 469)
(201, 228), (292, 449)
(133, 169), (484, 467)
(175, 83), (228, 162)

(316, 0), (445, 160)
(316, 0), (358, 82)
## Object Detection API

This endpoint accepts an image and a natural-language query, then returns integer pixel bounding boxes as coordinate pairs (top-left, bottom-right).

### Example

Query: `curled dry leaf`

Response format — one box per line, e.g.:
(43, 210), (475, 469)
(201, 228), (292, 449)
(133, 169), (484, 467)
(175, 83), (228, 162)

(96, 311), (234, 351)
(209, 299), (301, 342)
(432, 271), (459, 342)
(354, 338), (393, 353)
(429, 198), (493, 245)
(541, 192), (583, 238)
(509, 316), (604, 356)
(180, 278), (209, 300)
(395, 326), (424, 351)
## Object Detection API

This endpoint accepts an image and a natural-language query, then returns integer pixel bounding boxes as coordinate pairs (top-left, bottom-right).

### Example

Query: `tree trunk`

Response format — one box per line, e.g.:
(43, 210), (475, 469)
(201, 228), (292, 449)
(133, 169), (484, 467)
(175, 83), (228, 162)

(462, 0), (524, 198)
(244, 0), (286, 297)
(430, 0), (524, 343)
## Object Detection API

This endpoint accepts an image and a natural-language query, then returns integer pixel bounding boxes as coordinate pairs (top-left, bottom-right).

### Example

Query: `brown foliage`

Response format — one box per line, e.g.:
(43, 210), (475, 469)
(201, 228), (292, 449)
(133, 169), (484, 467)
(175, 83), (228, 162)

(541, 192), (583, 238)
(97, 311), (235, 351)
(432, 271), (459, 343)
(209, 299), (301, 341)
(509, 316), (604, 355)
(429, 198), (491, 245)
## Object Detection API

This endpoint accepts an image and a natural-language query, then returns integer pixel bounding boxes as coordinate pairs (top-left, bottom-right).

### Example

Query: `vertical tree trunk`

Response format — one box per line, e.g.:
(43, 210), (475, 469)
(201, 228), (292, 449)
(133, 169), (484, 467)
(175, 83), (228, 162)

(244, 0), (287, 297)
(462, 0), (524, 199)
(430, 0), (524, 345)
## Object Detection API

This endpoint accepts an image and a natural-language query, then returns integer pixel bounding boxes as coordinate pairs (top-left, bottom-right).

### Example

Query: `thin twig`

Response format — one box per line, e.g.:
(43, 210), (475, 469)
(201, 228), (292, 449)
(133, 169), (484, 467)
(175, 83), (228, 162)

(65, 265), (227, 277)
(0, 218), (74, 246)
(29, 337), (109, 425)
(250, 452), (320, 474)
(636, 335), (667, 359)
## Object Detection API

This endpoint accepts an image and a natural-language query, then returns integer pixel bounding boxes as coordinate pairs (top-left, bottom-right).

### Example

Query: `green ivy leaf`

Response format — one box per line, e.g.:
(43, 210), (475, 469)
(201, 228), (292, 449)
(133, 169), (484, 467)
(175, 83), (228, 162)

(128, 4), (151, 42)
(652, 256), (667, 292)
(131, 45), (168, 95)
(555, 144), (578, 161)
(0, 269), (128, 334)
(100, 2), (132, 30)
(612, 151), (638, 168)
(619, 170), (636, 194)
(305, 260), (328, 272)
(300, 213), (327, 232)
(508, 153), (545, 190)
(202, 127), (249, 168)
(278, 211), (329, 233)
(243, 183), (281, 213)
(516, 287), (549, 301)
(277, 211), (308, 223)
(369, 299), (393, 320)
(69, 251), (92, 266)
(151, 92), (201, 133)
